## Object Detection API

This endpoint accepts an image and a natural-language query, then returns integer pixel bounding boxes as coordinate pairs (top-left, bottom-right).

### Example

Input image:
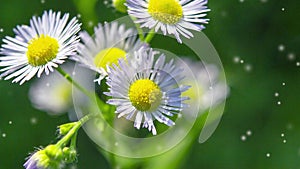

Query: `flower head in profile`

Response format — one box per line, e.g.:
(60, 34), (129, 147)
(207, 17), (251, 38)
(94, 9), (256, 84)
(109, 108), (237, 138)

(105, 48), (190, 135)
(0, 10), (81, 84)
(72, 21), (146, 84)
(24, 145), (64, 169)
(126, 0), (210, 43)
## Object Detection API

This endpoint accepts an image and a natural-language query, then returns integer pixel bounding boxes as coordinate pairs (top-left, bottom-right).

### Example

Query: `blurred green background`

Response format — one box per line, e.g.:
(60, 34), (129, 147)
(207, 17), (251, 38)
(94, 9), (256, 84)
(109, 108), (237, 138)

(1, 0), (300, 168)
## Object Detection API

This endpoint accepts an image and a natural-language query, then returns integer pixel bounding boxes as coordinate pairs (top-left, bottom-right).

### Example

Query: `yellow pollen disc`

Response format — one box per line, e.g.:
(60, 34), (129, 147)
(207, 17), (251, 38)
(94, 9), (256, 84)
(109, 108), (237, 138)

(94, 47), (126, 69)
(148, 0), (183, 24)
(129, 79), (162, 111)
(26, 35), (59, 67)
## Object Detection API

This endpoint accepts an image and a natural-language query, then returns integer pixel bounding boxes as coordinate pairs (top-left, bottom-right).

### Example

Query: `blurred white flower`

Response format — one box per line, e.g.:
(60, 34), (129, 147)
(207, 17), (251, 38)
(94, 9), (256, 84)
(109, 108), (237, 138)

(29, 64), (73, 115)
(179, 57), (229, 114)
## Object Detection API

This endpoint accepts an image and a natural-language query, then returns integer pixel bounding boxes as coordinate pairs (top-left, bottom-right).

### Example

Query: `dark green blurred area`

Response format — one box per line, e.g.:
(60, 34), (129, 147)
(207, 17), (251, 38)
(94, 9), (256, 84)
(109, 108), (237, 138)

(0, 0), (300, 168)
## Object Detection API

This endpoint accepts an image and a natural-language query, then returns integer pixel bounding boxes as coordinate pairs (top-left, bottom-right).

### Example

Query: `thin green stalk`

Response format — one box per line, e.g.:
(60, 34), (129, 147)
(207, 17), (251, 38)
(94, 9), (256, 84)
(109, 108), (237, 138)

(70, 132), (78, 150)
(144, 29), (155, 43)
(131, 16), (145, 41)
(56, 113), (96, 147)
(56, 67), (93, 98)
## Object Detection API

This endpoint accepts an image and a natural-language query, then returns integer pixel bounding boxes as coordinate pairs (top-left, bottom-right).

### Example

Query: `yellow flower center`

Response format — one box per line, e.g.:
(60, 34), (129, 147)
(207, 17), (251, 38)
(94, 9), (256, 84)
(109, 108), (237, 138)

(94, 47), (126, 69)
(148, 0), (183, 24)
(26, 35), (59, 67)
(129, 79), (162, 111)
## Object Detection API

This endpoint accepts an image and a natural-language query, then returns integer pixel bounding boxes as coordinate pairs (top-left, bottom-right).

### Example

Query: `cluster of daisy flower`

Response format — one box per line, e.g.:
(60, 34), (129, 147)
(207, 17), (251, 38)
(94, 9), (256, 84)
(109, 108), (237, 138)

(0, 0), (228, 168)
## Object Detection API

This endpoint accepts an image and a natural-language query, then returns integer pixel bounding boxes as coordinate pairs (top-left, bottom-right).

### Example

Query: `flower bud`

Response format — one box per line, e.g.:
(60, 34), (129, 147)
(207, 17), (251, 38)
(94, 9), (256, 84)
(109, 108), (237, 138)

(45, 144), (63, 160)
(24, 146), (64, 169)
(58, 122), (76, 135)
(63, 147), (78, 163)
(113, 0), (127, 13)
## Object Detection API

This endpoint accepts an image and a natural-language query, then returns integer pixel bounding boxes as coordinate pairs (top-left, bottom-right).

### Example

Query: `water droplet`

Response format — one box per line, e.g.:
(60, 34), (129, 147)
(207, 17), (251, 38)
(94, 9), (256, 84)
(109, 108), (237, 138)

(287, 53), (296, 61)
(260, 0), (268, 3)
(283, 139), (287, 143)
(286, 123), (293, 130)
(8, 121), (12, 125)
(244, 64), (252, 72)
(156, 145), (162, 150)
(41, 0), (45, 4)
(281, 8), (285, 11)
(274, 92), (279, 97)
(77, 14), (81, 18)
(241, 135), (247, 141)
(246, 130), (252, 136)
(233, 56), (240, 63)
(177, 113), (183, 118)
(0, 28), (3, 32)
(278, 44), (285, 52)
(281, 133), (285, 137)
(46, 83), (50, 87)
(240, 60), (244, 64)
(209, 86), (213, 90)
(30, 117), (38, 125)
(69, 165), (77, 169)
(239, 0), (244, 2)
(72, 71), (76, 76)
(221, 11), (227, 17)
(296, 62), (300, 67)
(2, 133), (6, 138)
(88, 21), (93, 27)
(282, 82), (286, 86)
(103, 0), (109, 5)
(277, 101), (281, 105)
(266, 153), (271, 158)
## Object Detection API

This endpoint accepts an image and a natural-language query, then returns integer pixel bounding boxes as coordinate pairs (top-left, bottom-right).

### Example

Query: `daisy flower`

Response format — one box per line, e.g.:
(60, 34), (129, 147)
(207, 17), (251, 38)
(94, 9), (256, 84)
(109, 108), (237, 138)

(0, 10), (81, 85)
(105, 48), (190, 135)
(72, 21), (146, 84)
(126, 0), (210, 43)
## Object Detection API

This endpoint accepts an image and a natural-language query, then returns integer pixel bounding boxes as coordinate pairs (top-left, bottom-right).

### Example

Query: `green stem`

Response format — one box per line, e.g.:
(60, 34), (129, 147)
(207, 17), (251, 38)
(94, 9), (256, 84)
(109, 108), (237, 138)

(144, 29), (155, 43)
(56, 67), (94, 98)
(131, 16), (145, 41)
(70, 132), (77, 150)
(56, 113), (96, 147)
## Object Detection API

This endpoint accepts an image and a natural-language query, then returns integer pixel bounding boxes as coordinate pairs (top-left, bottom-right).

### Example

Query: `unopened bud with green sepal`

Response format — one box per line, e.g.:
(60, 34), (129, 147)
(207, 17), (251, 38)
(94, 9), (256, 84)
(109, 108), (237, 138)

(58, 122), (77, 135)
(113, 0), (127, 13)
(63, 147), (78, 163)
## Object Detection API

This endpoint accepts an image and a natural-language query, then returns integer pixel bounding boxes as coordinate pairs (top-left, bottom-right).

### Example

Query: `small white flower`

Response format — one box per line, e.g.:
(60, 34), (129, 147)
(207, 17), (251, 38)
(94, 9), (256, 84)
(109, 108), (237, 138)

(179, 58), (229, 112)
(0, 10), (81, 84)
(29, 64), (73, 115)
(126, 0), (210, 43)
(72, 21), (146, 84)
(105, 48), (190, 135)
